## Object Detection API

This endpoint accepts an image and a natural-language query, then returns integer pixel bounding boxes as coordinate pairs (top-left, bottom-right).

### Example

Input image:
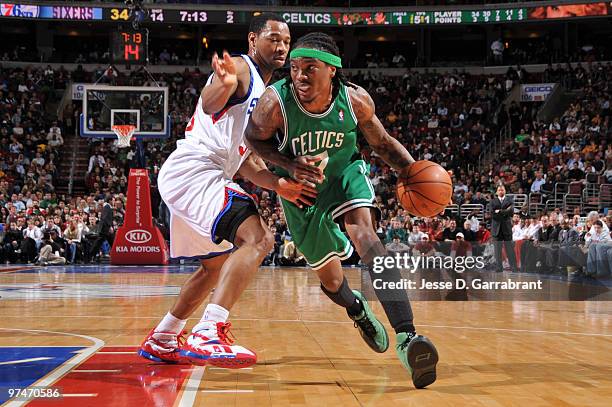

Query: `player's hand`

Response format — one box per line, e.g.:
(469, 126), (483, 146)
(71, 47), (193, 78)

(211, 51), (237, 88)
(276, 177), (318, 208)
(288, 155), (325, 188)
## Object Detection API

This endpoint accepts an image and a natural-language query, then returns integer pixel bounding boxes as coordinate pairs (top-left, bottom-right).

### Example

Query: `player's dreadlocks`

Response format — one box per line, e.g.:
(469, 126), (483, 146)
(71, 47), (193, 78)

(286, 32), (357, 101)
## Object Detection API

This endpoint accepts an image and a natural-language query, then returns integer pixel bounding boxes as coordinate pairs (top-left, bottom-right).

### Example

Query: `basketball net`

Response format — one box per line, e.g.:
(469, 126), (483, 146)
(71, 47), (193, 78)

(111, 124), (136, 148)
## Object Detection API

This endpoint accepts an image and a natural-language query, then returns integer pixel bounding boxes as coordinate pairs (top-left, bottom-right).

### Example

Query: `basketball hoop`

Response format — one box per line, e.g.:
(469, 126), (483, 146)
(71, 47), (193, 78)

(111, 124), (136, 148)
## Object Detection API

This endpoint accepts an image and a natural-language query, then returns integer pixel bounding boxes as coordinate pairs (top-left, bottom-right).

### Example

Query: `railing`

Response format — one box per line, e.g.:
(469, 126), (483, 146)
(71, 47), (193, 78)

(582, 182), (601, 214)
(599, 184), (612, 212)
(528, 192), (545, 216)
(553, 183), (569, 201)
(507, 193), (528, 211)
(460, 204), (485, 221)
(478, 120), (511, 172)
(445, 204), (460, 218)
(563, 194), (582, 214)
(545, 199), (563, 212)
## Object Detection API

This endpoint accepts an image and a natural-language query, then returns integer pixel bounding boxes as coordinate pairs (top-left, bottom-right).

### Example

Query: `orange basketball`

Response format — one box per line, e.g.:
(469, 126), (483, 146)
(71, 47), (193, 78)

(397, 160), (453, 218)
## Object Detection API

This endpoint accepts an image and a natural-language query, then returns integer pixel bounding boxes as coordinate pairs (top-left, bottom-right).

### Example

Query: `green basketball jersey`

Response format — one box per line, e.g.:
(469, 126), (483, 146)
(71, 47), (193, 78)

(269, 80), (360, 191)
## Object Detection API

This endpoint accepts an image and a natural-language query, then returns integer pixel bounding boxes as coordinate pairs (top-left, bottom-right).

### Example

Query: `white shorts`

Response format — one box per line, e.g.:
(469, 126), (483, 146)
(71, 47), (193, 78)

(158, 147), (251, 259)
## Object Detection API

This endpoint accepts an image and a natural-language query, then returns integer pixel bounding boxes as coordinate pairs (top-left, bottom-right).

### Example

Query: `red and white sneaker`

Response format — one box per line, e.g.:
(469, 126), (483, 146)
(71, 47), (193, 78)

(180, 321), (257, 368)
(138, 329), (186, 363)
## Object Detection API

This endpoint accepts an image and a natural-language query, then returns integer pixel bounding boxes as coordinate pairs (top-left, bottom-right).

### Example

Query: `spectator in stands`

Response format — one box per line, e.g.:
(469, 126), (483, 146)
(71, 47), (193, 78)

(278, 237), (306, 267)
(392, 52), (406, 67)
(584, 220), (612, 278)
(407, 223), (428, 245)
(442, 219), (459, 242)
(386, 235), (410, 253)
(87, 197), (114, 262)
(41, 218), (61, 236)
(21, 219), (42, 263)
(385, 218), (407, 244)
(557, 220), (582, 275)
(476, 222), (491, 244)
(49, 229), (68, 261)
(88, 152), (106, 173)
(63, 219), (82, 263)
(36, 232), (66, 266)
(413, 234), (435, 257)
(1, 222), (23, 263)
(567, 162), (585, 181)
(461, 220), (476, 242)
(450, 232), (472, 258)
(530, 172), (546, 193)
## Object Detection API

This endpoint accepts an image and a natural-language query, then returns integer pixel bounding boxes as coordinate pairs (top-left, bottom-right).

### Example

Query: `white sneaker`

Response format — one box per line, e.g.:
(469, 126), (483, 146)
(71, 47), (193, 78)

(180, 321), (256, 368)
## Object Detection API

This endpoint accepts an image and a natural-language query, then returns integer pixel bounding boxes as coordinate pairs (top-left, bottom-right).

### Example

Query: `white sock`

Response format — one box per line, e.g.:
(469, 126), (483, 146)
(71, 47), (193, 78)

(192, 304), (229, 333)
(155, 312), (187, 334)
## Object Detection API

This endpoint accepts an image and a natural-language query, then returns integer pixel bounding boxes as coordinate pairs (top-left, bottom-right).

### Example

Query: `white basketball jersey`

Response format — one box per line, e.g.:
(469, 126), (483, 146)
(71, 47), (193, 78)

(178, 54), (265, 179)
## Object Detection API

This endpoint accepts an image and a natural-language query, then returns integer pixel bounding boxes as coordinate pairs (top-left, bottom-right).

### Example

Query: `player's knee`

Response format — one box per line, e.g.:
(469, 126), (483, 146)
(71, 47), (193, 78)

(258, 229), (275, 255)
(241, 228), (274, 258)
(321, 276), (343, 292)
(198, 264), (220, 280)
(352, 228), (379, 247)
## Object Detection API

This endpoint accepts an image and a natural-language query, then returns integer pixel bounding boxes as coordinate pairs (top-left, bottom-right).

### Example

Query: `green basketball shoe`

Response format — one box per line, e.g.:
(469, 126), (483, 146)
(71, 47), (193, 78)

(348, 290), (389, 353)
(396, 332), (438, 388)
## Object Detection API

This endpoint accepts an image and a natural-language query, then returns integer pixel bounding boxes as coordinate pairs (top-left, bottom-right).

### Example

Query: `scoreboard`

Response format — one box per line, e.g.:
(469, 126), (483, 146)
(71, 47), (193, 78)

(0, 2), (609, 26)
(389, 9), (527, 25)
(111, 30), (148, 64)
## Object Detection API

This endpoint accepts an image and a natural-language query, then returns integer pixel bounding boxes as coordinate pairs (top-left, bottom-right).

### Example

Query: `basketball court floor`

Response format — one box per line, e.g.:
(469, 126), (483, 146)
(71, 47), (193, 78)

(1, 264), (611, 406)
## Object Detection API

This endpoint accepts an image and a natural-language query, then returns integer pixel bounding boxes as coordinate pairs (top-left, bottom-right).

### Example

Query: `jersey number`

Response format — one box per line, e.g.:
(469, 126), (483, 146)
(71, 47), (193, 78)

(247, 98), (259, 115)
(311, 151), (329, 173)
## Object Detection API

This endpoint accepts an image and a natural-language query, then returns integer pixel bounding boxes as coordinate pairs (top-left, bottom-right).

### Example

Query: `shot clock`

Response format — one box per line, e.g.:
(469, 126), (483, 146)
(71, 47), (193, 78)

(111, 29), (148, 64)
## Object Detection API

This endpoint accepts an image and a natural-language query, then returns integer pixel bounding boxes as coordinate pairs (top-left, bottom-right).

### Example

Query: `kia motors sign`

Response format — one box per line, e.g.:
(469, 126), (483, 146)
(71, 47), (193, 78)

(111, 169), (169, 264)
(125, 229), (152, 244)
(520, 83), (555, 102)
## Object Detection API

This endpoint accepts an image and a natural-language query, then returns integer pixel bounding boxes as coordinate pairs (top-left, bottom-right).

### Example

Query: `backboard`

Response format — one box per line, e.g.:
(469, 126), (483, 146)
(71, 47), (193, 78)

(80, 85), (170, 139)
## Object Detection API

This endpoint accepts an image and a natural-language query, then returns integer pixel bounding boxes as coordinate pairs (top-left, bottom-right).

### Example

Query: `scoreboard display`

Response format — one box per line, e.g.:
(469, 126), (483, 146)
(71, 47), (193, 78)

(389, 9), (527, 25)
(111, 29), (148, 64)
(0, 2), (609, 26)
(109, 8), (237, 24)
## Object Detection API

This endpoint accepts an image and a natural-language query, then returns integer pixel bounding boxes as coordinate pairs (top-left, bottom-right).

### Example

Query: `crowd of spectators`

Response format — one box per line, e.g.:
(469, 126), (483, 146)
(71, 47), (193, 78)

(0, 57), (610, 278)
(0, 65), (127, 264)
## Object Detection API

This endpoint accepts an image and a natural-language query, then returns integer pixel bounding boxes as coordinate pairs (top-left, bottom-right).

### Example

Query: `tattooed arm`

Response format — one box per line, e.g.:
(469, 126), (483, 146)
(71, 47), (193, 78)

(245, 88), (324, 188)
(349, 85), (415, 172)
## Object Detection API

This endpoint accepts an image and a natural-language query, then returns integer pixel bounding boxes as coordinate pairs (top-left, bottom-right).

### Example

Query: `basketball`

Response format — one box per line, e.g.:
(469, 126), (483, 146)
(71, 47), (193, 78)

(397, 160), (453, 218)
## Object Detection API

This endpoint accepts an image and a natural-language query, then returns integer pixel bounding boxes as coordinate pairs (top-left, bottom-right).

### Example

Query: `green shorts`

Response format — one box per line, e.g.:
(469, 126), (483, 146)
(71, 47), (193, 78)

(280, 159), (376, 270)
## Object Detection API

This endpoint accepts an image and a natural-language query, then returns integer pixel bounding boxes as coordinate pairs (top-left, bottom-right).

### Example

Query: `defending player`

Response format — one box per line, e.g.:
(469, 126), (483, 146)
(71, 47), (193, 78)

(245, 33), (438, 388)
(139, 14), (319, 368)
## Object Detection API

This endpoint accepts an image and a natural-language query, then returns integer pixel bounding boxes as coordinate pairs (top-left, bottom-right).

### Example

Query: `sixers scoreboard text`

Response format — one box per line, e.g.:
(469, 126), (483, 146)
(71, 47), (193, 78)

(1, 3), (102, 20)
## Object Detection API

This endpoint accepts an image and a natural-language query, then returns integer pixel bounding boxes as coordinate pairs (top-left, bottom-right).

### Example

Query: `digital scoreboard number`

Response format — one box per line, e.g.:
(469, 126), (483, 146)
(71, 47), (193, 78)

(111, 29), (148, 64)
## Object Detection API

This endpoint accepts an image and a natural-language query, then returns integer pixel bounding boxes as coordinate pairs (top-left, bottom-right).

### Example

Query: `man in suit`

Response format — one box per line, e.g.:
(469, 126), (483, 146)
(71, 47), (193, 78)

(490, 185), (518, 272)
(88, 197), (114, 262)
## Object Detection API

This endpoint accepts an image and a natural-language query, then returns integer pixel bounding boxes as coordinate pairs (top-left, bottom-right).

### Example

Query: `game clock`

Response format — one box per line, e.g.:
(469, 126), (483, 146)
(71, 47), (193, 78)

(111, 29), (148, 64)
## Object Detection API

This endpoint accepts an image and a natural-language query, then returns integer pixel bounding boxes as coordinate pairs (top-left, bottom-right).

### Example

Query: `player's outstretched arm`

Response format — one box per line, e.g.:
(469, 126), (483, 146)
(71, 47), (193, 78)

(201, 52), (247, 115)
(237, 153), (317, 208)
(350, 86), (415, 172)
(245, 88), (324, 188)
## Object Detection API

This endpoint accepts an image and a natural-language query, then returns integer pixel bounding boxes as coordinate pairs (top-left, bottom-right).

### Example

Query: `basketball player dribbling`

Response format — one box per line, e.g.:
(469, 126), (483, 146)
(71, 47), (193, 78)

(139, 14), (322, 368)
(245, 33), (438, 388)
